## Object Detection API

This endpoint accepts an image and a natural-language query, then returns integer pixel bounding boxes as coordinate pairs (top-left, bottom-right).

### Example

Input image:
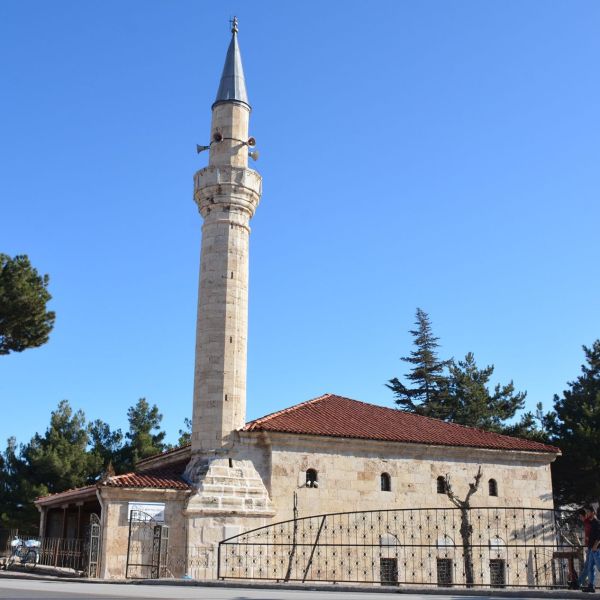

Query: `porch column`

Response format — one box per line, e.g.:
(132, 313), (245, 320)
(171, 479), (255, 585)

(38, 505), (48, 538)
(76, 503), (83, 539)
(60, 505), (68, 538)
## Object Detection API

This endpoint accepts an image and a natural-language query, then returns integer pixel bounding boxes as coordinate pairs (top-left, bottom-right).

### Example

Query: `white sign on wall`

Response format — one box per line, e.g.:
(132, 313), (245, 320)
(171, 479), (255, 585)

(128, 502), (166, 523)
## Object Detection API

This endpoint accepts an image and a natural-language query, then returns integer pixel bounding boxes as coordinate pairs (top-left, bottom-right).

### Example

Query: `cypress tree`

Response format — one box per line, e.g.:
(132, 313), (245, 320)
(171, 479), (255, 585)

(387, 308), (451, 417)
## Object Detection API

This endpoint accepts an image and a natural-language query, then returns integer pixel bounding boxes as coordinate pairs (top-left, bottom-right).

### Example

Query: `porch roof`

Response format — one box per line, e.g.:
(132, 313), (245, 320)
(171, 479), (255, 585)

(36, 461), (191, 506)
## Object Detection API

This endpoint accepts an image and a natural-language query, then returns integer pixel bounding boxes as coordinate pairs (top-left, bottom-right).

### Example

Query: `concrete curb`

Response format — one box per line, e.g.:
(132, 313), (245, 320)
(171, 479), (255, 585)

(0, 571), (590, 597)
(1, 564), (82, 578)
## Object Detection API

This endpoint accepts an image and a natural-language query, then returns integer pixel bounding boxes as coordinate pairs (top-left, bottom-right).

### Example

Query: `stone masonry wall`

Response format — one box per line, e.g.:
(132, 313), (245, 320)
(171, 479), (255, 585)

(98, 488), (189, 580)
(260, 433), (555, 523)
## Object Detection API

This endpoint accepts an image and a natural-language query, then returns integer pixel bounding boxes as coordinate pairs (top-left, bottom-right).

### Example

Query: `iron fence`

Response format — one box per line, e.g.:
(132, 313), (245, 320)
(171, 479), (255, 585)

(3, 518), (101, 575)
(218, 506), (583, 589)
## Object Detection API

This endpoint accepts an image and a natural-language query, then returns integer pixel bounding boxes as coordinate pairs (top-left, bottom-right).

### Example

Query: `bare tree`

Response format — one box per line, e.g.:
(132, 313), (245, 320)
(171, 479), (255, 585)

(444, 465), (482, 587)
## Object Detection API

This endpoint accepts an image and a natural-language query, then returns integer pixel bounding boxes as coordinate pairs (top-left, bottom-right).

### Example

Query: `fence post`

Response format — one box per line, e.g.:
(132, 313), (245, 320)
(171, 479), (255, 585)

(302, 516), (326, 583)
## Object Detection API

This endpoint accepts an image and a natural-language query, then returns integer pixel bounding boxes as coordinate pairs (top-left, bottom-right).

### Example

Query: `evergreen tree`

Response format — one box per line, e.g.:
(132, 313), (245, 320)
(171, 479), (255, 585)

(445, 352), (527, 431)
(0, 254), (55, 355)
(88, 419), (124, 475)
(546, 340), (600, 505)
(121, 398), (167, 469)
(0, 440), (11, 527)
(387, 308), (451, 417)
(177, 417), (192, 446)
(0, 400), (99, 531)
(20, 400), (94, 495)
(501, 402), (550, 442)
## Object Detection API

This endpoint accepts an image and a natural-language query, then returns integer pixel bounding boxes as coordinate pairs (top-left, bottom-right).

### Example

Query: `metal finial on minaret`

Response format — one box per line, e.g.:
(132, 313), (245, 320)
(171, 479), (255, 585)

(214, 16), (248, 107)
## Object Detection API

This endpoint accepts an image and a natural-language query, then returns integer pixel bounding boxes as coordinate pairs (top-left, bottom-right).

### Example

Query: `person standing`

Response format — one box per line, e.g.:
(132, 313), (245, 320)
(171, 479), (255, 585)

(579, 507), (595, 590)
(582, 507), (600, 593)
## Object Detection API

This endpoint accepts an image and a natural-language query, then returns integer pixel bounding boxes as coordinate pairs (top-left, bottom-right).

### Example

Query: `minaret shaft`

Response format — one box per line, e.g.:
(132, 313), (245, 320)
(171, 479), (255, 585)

(190, 81), (261, 454)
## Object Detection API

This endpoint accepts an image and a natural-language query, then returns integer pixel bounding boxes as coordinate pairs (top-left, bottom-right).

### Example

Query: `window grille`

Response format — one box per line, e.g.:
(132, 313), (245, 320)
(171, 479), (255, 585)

(437, 558), (453, 587)
(380, 558), (398, 585)
(490, 559), (506, 588)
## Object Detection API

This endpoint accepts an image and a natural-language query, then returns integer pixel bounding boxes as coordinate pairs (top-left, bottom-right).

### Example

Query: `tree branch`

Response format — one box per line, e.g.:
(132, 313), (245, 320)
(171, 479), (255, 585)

(464, 465), (483, 506)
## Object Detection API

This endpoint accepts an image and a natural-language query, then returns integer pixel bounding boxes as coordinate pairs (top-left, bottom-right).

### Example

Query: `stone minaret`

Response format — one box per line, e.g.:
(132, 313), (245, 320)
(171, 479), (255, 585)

(190, 17), (261, 456)
(184, 24), (273, 558)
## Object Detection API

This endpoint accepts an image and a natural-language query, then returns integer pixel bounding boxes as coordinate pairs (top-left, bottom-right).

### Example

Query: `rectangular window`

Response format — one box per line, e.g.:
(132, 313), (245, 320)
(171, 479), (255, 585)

(380, 558), (398, 586)
(437, 558), (453, 587)
(490, 559), (506, 588)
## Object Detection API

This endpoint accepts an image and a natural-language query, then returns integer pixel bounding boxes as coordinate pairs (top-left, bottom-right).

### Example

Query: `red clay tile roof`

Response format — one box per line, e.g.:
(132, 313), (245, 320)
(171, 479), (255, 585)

(36, 484), (99, 506)
(102, 461), (191, 491)
(243, 393), (560, 454)
(36, 462), (191, 503)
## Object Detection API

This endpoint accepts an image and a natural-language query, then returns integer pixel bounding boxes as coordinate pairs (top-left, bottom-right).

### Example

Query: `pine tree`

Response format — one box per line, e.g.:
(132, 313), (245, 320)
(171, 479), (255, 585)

(177, 417), (192, 446)
(21, 400), (94, 495)
(121, 398), (167, 470)
(88, 419), (124, 475)
(546, 340), (600, 505)
(445, 352), (527, 431)
(387, 308), (451, 417)
(0, 254), (55, 355)
(1, 401), (99, 530)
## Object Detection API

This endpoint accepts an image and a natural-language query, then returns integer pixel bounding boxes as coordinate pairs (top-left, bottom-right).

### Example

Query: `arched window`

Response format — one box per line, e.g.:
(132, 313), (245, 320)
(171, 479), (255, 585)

(488, 478), (498, 497)
(437, 476), (447, 494)
(381, 472), (391, 492)
(306, 469), (318, 488)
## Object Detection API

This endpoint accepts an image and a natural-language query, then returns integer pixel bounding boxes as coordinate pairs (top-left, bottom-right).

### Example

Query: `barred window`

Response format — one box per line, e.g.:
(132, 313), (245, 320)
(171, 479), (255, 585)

(490, 559), (506, 587)
(380, 558), (398, 585)
(437, 558), (453, 587)
(381, 472), (391, 492)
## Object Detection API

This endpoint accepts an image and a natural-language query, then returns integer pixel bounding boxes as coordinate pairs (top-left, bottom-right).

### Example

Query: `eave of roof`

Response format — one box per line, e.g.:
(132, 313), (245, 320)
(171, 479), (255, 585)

(35, 484), (98, 506)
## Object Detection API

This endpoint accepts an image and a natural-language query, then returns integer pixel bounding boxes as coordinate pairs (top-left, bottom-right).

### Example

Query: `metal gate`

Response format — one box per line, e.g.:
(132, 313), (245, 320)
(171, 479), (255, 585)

(86, 513), (101, 577)
(218, 506), (583, 589)
(125, 510), (169, 579)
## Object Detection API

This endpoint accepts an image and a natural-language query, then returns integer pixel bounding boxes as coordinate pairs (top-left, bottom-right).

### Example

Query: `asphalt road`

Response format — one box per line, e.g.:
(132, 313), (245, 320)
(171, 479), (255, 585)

(0, 579), (568, 600)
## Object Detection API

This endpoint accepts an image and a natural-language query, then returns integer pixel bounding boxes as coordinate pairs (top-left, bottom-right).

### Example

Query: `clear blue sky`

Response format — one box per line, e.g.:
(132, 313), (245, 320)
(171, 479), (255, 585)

(1, 1), (599, 448)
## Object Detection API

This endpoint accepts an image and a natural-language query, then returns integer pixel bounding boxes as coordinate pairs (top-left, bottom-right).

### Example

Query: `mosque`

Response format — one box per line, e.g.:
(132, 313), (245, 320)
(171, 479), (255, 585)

(36, 20), (560, 582)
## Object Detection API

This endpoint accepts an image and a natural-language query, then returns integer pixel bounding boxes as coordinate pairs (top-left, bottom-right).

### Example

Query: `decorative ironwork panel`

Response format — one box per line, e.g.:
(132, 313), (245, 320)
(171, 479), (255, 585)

(217, 506), (583, 589)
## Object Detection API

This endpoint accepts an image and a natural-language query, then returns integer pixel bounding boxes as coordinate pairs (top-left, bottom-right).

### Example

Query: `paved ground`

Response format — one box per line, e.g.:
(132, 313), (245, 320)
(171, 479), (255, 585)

(0, 578), (587, 600)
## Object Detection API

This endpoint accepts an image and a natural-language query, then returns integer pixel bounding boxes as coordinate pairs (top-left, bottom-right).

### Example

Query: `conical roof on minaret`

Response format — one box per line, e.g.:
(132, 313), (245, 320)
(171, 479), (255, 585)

(214, 17), (249, 108)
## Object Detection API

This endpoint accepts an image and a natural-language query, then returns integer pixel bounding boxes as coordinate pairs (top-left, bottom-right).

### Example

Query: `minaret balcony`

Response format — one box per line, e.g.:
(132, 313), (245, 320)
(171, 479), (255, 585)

(194, 165), (261, 219)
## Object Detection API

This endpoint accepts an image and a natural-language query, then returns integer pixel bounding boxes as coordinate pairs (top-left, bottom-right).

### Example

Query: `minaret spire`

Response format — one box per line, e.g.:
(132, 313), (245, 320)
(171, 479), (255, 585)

(214, 16), (249, 108)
